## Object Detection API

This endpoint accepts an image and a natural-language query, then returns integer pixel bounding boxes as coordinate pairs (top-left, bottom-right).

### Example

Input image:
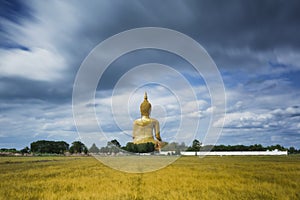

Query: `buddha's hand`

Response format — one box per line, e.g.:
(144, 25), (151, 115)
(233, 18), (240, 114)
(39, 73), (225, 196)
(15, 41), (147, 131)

(158, 141), (166, 148)
(157, 141), (163, 148)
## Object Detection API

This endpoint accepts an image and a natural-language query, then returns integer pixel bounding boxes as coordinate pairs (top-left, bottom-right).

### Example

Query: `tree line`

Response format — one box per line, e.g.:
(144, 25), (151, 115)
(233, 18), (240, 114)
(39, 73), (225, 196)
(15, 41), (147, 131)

(0, 140), (88, 155)
(1, 139), (300, 155)
(87, 139), (300, 154)
(179, 140), (299, 154)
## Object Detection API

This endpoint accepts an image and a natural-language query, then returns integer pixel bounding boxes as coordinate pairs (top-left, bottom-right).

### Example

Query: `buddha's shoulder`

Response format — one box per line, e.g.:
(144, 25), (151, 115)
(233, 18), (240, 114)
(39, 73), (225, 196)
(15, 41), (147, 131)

(150, 118), (159, 123)
(133, 119), (141, 124)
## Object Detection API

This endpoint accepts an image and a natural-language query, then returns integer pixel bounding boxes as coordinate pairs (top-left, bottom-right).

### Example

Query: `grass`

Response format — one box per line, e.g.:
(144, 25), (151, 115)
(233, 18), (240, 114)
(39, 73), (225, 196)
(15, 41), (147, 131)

(0, 155), (299, 199)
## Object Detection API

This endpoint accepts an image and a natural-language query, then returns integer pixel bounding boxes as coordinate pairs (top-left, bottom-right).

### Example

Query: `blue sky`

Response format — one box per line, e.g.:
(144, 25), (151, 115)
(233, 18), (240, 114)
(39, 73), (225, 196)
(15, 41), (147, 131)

(1, 0), (300, 149)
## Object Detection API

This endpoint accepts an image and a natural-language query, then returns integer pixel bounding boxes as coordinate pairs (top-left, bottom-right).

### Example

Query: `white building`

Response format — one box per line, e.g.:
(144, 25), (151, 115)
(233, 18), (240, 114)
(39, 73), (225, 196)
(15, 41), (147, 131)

(160, 149), (288, 156)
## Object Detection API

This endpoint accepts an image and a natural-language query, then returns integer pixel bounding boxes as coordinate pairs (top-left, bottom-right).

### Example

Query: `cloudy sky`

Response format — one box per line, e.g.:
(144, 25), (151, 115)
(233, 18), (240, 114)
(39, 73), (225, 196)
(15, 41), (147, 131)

(1, 0), (300, 149)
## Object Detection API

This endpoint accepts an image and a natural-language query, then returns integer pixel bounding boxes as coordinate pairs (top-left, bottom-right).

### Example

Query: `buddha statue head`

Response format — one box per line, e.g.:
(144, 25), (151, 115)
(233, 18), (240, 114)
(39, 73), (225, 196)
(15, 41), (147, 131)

(140, 92), (151, 117)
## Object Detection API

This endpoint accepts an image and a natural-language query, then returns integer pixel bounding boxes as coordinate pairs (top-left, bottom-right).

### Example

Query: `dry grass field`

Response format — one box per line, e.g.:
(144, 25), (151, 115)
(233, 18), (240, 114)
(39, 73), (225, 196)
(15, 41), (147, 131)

(0, 155), (299, 200)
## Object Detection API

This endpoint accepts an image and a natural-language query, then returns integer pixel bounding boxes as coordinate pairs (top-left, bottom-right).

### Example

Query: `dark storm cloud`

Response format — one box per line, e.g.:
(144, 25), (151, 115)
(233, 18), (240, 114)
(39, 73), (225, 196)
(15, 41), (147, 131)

(81, 0), (298, 51)
(0, 0), (298, 110)
(182, 0), (300, 50)
(73, 0), (300, 50)
(0, 77), (72, 103)
(2, 0), (300, 99)
(97, 49), (194, 91)
(162, 0), (300, 75)
(71, 0), (300, 90)
(0, 0), (298, 109)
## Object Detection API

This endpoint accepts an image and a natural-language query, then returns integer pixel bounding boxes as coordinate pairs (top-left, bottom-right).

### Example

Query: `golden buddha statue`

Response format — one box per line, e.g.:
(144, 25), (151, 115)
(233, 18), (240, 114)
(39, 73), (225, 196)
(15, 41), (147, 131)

(132, 92), (162, 150)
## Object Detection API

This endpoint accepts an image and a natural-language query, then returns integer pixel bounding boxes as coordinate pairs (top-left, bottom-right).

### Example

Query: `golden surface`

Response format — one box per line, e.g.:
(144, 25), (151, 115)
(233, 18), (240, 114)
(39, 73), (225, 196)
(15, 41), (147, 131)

(133, 92), (162, 149)
(139, 92), (151, 117)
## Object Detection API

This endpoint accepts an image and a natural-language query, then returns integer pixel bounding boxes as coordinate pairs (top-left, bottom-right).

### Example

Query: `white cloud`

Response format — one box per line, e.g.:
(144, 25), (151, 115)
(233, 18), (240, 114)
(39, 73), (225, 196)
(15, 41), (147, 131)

(0, 1), (82, 81)
(0, 48), (66, 81)
(274, 49), (300, 71)
(0, 100), (78, 148)
(215, 105), (300, 133)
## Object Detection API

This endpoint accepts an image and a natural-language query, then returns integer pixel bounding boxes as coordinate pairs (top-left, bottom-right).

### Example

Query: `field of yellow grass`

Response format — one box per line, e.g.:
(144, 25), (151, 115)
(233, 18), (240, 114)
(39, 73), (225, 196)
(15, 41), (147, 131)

(0, 155), (299, 199)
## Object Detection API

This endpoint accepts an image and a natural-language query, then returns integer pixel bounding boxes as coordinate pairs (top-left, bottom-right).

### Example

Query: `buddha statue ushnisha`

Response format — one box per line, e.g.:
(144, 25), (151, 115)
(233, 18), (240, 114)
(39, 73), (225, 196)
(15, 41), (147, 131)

(132, 92), (162, 150)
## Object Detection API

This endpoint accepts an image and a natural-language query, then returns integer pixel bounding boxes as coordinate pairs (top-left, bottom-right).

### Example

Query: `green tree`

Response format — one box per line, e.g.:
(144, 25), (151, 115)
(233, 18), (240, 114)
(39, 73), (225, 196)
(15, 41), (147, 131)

(69, 141), (88, 154)
(20, 146), (30, 154)
(288, 146), (296, 154)
(30, 140), (69, 154)
(125, 142), (137, 153)
(249, 144), (265, 151)
(267, 144), (286, 151)
(191, 139), (201, 155)
(124, 142), (155, 153)
(110, 139), (121, 148)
